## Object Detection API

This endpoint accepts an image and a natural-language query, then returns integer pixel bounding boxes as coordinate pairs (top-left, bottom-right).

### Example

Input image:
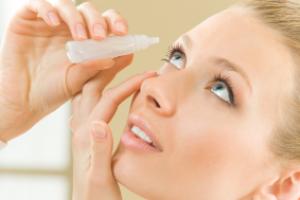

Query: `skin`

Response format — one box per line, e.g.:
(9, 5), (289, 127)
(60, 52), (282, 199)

(74, 5), (300, 200)
(0, 0), (132, 199)
(3, 1), (300, 200)
(0, 0), (132, 141)
(71, 71), (157, 200)
(110, 6), (298, 200)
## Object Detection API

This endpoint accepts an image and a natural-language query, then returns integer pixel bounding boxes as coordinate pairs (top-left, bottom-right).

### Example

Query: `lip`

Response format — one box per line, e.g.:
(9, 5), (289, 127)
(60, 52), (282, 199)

(120, 114), (163, 153)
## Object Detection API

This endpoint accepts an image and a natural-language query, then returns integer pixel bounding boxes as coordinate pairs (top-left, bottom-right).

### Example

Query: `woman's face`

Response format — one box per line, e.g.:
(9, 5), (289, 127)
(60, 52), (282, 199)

(112, 7), (295, 200)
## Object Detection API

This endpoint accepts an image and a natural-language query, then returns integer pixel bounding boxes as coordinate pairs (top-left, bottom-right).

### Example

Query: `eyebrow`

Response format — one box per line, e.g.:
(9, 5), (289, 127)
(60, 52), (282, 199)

(212, 57), (252, 93)
(181, 35), (193, 49)
(180, 34), (252, 93)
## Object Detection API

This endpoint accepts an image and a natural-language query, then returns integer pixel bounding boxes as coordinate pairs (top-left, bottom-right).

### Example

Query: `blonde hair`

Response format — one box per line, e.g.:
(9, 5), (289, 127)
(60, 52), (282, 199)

(238, 0), (300, 162)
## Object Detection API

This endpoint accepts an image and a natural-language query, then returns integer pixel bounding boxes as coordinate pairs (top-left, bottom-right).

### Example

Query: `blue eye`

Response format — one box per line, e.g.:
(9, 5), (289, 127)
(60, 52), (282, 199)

(211, 80), (234, 105)
(169, 51), (185, 70)
(163, 44), (186, 70)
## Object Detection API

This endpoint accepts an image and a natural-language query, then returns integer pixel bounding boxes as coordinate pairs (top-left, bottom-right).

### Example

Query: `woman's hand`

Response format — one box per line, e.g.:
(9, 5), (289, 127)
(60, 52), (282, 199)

(0, 0), (133, 141)
(71, 71), (157, 200)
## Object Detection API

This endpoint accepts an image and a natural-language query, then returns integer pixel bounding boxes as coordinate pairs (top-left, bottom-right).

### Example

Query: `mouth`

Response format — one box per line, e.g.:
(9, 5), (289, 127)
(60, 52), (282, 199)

(130, 125), (155, 147)
(120, 114), (163, 153)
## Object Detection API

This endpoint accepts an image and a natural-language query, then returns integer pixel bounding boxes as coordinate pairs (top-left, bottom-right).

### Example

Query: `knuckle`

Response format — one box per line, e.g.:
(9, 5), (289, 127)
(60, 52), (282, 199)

(56, 0), (71, 6)
(77, 1), (91, 10)
(102, 89), (118, 106)
(80, 1), (92, 7)
(103, 8), (120, 17)
(32, 0), (53, 11)
(107, 8), (118, 14)
(102, 88), (114, 99)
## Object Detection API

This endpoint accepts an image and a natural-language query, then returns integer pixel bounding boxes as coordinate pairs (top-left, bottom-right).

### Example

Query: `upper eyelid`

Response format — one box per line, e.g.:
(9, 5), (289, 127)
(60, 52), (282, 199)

(167, 43), (186, 58)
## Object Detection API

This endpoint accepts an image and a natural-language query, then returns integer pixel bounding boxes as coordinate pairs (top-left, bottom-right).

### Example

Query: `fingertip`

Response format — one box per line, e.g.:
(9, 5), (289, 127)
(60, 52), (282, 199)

(74, 23), (88, 40)
(113, 21), (128, 35)
(92, 23), (107, 40)
(47, 11), (61, 26)
(142, 70), (158, 78)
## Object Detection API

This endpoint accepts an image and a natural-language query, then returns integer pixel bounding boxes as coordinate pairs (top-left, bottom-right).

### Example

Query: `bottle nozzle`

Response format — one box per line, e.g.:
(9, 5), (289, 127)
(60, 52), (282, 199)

(151, 37), (160, 45)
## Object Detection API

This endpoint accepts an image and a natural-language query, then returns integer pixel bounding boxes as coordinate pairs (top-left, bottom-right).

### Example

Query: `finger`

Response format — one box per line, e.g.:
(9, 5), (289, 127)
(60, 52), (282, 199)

(89, 71), (157, 123)
(86, 121), (122, 200)
(69, 55), (133, 133)
(89, 121), (112, 175)
(102, 9), (128, 35)
(55, 0), (88, 40)
(79, 54), (133, 119)
(65, 58), (115, 97)
(22, 0), (61, 26)
(77, 2), (107, 40)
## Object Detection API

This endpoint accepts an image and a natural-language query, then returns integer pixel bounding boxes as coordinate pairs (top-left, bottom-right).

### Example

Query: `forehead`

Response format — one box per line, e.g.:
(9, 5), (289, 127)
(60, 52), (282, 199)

(186, 7), (294, 83)
(182, 6), (295, 116)
(185, 7), (293, 73)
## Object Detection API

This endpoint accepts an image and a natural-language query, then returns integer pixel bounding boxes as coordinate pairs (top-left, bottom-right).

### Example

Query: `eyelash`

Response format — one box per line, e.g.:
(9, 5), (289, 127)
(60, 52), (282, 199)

(161, 44), (236, 106)
(162, 44), (185, 64)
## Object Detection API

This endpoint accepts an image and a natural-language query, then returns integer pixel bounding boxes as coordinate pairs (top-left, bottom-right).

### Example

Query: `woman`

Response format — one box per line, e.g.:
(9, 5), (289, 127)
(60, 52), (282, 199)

(71, 0), (300, 199)
(2, 0), (300, 200)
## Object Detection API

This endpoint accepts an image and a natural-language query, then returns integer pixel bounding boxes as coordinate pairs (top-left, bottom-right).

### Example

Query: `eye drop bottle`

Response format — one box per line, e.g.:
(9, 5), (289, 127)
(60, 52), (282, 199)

(66, 34), (160, 63)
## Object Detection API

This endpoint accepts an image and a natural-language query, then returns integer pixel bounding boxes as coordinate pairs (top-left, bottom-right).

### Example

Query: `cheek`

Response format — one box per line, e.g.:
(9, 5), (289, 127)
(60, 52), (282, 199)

(166, 106), (272, 195)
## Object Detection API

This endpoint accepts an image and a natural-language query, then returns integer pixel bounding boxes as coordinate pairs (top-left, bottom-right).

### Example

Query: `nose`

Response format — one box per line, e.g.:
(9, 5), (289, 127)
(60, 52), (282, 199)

(139, 75), (176, 116)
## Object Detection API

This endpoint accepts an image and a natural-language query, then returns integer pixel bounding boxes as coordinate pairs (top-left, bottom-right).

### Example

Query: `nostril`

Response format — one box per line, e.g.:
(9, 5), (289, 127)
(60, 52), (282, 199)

(147, 95), (161, 108)
(154, 99), (161, 108)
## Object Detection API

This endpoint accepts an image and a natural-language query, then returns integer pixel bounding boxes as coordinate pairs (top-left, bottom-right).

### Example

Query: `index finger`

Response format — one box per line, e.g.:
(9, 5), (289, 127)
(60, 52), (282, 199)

(102, 9), (128, 35)
(89, 71), (157, 123)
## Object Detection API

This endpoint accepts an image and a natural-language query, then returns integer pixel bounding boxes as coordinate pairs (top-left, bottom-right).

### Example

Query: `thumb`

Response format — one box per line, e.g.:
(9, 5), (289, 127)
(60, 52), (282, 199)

(89, 120), (114, 179)
(65, 59), (115, 96)
(86, 121), (123, 200)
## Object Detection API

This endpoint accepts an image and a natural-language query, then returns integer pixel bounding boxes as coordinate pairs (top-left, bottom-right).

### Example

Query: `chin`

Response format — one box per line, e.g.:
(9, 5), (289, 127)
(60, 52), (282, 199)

(112, 144), (159, 200)
(112, 145), (143, 197)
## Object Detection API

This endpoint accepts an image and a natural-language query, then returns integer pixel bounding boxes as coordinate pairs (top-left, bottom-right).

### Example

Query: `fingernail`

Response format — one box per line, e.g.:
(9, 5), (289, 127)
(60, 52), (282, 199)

(93, 24), (106, 38)
(75, 23), (87, 39)
(47, 12), (60, 26)
(115, 21), (126, 33)
(91, 122), (107, 139)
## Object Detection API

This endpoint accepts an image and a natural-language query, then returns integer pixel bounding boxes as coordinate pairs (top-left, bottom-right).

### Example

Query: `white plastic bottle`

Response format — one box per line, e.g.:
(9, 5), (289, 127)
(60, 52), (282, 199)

(66, 34), (160, 63)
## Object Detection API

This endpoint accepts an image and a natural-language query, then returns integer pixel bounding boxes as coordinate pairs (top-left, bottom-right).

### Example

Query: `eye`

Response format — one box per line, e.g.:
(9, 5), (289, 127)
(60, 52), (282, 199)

(169, 50), (185, 70)
(163, 44), (186, 70)
(210, 79), (234, 105)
